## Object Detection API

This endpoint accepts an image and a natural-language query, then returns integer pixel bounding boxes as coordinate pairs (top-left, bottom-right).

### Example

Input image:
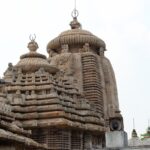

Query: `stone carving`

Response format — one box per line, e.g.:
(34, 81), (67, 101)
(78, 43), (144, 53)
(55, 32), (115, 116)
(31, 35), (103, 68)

(48, 49), (58, 62)
(4, 63), (13, 76)
(27, 38), (38, 52)
(50, 53), (74, 77)
(17, 68), (22, 74)
(4, 63), (17, 82)
(83, 43), (90, 52)
(99, 47), (105, 56)
(61, 44), (69, 53)
(35, 67), (46, 74)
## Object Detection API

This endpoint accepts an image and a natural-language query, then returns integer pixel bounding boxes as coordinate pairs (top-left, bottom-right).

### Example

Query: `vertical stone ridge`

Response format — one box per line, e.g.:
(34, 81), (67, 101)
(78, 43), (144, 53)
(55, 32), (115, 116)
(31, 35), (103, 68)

(81, 52), (103, 116)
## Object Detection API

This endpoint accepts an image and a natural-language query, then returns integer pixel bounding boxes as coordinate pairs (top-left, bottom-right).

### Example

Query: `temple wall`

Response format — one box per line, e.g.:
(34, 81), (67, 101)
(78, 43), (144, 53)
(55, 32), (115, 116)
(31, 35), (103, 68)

(0, 145), (24, 150)
(0, 146), (15, 150)
(31, 128), (104, 150)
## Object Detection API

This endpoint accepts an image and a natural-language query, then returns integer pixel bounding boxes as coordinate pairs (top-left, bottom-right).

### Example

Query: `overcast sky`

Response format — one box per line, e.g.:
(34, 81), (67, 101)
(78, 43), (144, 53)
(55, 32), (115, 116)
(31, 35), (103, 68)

(0, 0), (149, 138)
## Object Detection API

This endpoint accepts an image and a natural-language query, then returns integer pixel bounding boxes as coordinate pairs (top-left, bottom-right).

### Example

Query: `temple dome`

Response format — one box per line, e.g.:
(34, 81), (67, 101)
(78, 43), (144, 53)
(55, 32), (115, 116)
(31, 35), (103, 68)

(15, 40), (58, 73)
(47, 17), (106, 52)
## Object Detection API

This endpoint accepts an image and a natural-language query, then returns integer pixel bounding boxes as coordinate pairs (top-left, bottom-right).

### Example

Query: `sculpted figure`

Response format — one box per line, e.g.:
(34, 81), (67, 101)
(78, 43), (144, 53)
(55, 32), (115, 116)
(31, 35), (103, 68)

(83, 43), (90, 52)
(35, 67), (45, 75)
(99, 47), (105, 56)
(61, 44), (69, 53)
(48, 49), (58, 63)
(4, 63), (13, 75)
(50, 44), (74, 76)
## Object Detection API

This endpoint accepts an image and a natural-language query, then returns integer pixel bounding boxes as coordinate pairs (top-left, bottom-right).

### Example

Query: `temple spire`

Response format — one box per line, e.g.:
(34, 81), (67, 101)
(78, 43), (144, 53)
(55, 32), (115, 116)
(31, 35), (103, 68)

(70, 0), (81, 29)
(132, 129), (138, 138)
(131, 118), (138, 138)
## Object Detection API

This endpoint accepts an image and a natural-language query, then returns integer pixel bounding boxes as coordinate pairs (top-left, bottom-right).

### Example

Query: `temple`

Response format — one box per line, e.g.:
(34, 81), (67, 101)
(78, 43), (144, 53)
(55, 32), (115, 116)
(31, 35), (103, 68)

(0, 10), (123, 150)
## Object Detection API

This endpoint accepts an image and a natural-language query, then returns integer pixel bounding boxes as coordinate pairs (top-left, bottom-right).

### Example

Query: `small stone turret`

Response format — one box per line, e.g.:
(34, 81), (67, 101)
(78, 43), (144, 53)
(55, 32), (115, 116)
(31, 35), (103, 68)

(0, 79), (47, 150)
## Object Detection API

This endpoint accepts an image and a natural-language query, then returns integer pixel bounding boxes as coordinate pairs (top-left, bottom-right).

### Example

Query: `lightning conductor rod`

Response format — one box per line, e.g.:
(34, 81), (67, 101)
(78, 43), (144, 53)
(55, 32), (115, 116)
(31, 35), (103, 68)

(74, 0), (77, 10)
(133, 118), (135, 129)
(72, 0), (79, 18)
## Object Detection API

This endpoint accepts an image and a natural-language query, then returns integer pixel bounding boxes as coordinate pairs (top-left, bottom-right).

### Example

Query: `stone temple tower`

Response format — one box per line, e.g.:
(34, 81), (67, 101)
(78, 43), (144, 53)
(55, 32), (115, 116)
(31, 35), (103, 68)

(47, 12), (123, 132)
(0, 10), (123, 150)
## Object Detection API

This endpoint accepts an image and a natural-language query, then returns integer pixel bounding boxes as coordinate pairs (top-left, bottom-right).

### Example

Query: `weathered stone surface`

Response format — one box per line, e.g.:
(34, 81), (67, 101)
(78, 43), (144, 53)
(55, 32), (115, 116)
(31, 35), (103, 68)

(106, 131), (128, 148)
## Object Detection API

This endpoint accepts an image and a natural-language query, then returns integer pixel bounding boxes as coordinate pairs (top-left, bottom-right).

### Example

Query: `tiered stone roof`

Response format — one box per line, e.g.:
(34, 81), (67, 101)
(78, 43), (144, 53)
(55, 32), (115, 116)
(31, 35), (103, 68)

(0, 81), (48, 149)
(3, 39), (105, 133)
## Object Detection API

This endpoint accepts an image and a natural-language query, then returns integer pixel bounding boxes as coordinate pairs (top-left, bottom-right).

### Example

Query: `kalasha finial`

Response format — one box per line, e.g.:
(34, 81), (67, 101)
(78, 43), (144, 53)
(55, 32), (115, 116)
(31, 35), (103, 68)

(71, 9), (79, 18)
(28, 34), (39, 52)
(70, 0), (81, 29)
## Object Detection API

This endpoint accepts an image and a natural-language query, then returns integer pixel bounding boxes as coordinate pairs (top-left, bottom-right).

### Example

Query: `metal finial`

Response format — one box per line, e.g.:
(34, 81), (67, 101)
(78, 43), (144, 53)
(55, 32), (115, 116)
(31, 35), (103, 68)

(71, 9), (79, 18)
(133, 118), (135, 129)
(29, 34), (36, 41)
(70, 0), (81, 29)
(71, 0), (79, 18)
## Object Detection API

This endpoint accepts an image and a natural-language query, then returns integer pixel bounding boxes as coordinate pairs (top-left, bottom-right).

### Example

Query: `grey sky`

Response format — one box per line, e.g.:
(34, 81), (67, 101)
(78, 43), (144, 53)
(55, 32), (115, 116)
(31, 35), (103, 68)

(0, 0), (149, 138)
